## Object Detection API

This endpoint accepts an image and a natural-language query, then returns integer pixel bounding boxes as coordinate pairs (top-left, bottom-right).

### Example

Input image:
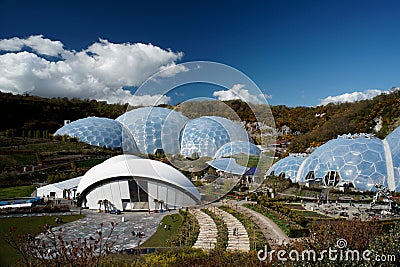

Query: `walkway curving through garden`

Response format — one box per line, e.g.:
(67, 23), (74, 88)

(209, 206), (250, 251)
(230, 201), (290, 246)
(190, 209), (218, 250)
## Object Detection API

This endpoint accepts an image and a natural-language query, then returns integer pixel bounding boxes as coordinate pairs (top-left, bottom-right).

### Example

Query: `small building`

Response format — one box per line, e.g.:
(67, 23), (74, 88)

(36, 176), (81, 199)
(76, 155), (201, 211)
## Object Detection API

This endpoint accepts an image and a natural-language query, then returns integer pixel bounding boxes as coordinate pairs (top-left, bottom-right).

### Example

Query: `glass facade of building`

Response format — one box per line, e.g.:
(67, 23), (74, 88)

(180, 116), (250, 158)
(116, 107), (189, 155)
(266, 129), (400, 192)
(214, 140), (260, 159)
(298, 136), (388, 191)
(385, 127), (400, 191)
(266, 154), (308, 182)
(54, 117), (138, 154)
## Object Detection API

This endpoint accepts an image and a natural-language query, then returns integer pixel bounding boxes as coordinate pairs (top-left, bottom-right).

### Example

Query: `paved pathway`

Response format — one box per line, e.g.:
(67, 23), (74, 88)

(36, 209), (170, 251)
(210, 206), (250, 251)
(230, 202), (290, 246)
(190, 209), (217, 250)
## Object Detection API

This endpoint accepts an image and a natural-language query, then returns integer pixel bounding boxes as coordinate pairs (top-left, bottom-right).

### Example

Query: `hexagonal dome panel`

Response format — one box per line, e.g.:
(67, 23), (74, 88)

(266, 154), (308, 182)
(116, 107), (189, 155)
(298, 135), (388, 191)
(385, 126), (400, 191)
(54, 117), (139, 154)
(214, 141), (261, 159)
(180, 116), (250, 158)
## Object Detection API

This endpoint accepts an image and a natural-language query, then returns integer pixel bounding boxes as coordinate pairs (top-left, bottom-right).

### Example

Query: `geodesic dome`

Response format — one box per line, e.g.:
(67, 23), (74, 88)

(298, 134), (388, 191)
(54, 117), (139, 154)
(180, 116), (250, 158)
(214, 141), (260, 159)
(266, 154), (308, 182)
(116, 107), (189, 155)
(385, 127), (400, 191)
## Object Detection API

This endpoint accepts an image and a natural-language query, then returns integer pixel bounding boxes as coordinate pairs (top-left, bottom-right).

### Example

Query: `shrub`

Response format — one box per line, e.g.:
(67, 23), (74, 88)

(5, 222), (118, 266)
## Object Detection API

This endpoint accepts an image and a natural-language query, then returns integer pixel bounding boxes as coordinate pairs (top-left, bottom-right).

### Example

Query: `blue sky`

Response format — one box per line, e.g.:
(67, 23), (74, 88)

(1, 0), (400, 106)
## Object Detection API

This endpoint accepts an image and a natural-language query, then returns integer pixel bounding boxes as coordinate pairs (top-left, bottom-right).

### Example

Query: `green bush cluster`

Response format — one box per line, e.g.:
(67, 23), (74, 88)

(288, 228), (310, 238)
(107, 248), (260, 267)
(47, 171), (79, 184)
(261, 174), (293, 193)
(119, 221), (400, 266)
(1, 204), (71, 215)
(75, 158), (106, 169)
(245, 203), (308, 238)
(167, 210), (199, 247)
(257, 199), (309, 227)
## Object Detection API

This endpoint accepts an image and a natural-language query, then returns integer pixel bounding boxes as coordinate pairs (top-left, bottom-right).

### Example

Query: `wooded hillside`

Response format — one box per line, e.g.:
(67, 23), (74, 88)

(1, 90), (399, 154)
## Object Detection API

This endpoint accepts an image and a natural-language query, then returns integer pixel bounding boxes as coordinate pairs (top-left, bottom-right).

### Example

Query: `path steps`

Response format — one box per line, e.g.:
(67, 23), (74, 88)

(209, 206), (250, 252)
(191, 209), (218, 250)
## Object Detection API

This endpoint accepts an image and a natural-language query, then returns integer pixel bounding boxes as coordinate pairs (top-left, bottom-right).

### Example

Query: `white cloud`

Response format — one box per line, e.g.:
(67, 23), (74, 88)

(0, 35), (185, 106)
(319, 89), (387, 105)
(213, 84), (270, 104)
(0, 37), (25, 51)
(158, 63), (188, 77)
(0, 35), (65, 57)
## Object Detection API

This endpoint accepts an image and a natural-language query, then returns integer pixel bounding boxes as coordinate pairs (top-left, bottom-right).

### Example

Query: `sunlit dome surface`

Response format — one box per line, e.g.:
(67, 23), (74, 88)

(54, 117), (139, 154)
(298, 135), (388, 191)
(116, 107), (189, 155)
(180, 116), (250, 158)
(214, 141), (260, 159)
(77, 154), (201, 203)
(266, 154), (308, 182)
(385, 127), (400, 191)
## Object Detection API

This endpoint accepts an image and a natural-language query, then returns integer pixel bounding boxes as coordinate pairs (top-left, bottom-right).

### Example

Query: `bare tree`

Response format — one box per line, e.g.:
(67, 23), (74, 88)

(5, 222), (118, 266)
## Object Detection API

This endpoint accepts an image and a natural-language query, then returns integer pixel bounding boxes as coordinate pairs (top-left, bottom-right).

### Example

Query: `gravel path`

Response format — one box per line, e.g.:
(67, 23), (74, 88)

(228, 201), (290, 247)
(36, 209), (171, 250)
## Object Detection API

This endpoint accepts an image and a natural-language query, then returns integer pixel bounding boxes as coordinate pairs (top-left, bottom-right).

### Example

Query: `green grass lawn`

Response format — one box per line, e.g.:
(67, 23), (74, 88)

(141, 213), (183, 247)
(0, 185), (36, 199)
(75, 158), (106, 168)
(0, 214), (84, 266)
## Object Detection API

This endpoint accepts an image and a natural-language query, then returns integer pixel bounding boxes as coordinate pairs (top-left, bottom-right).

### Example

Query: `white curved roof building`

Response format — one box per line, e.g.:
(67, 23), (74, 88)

(77, 155), (200, 210)
(36, 176), (82, 199)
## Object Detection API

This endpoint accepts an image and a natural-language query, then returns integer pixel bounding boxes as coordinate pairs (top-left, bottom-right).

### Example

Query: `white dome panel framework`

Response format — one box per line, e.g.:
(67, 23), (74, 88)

(77, 155), (200, 210)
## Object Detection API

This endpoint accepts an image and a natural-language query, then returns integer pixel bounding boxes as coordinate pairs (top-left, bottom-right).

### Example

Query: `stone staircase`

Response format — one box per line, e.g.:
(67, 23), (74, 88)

(190, 209), (218, 250)
(209, 206), (250, 251)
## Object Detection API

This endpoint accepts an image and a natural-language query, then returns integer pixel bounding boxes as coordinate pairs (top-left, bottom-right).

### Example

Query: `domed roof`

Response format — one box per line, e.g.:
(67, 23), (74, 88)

(298, 135), (388, 191)
(54, 117), (139, 154)
(116, 107), (189, 155)
(214, 141), (260, 159)
(206, 158), (249, 175)
(77, 154), (200, 202)
(266, 154), (308, 182)
(385, 127), (400, 191)
(180, 116), (250, 158)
